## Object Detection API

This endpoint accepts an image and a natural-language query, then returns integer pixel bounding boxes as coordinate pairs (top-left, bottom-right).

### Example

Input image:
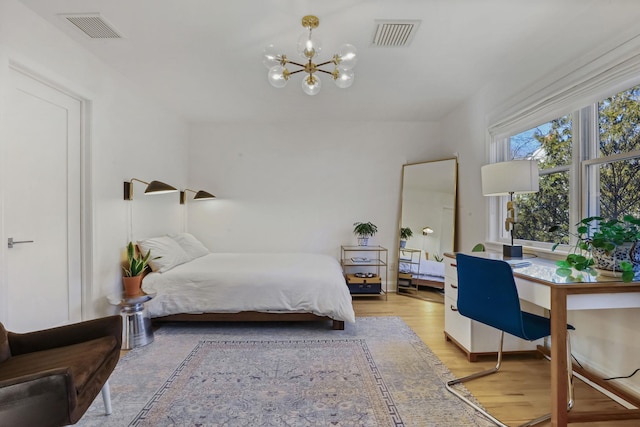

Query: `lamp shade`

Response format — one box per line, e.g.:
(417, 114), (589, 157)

(124, 178), (177, 200)
(144, 180), (178, 195)
(180, 188), (216, 204)
(194, 190), (216, 200)
(481, 160), (539, 196)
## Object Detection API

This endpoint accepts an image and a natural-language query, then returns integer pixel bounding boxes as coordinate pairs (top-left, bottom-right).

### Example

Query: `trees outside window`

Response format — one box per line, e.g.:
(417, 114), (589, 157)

(595, 85), (640, 219)
(498, 84), (640, 247)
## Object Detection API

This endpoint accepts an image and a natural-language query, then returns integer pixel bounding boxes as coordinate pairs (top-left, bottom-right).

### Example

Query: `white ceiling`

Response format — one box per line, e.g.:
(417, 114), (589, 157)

(17, 0), (640, 124)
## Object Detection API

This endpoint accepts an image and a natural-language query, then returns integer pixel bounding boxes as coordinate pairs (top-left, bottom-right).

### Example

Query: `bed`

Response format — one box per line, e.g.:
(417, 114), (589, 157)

(398, 258), (446, 290)
(137, 234), (355, 330)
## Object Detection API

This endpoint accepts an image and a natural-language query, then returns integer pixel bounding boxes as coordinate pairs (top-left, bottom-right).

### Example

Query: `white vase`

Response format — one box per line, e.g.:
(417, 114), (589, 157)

(592, 241), (640, 272)
(357, 237), (369, 246)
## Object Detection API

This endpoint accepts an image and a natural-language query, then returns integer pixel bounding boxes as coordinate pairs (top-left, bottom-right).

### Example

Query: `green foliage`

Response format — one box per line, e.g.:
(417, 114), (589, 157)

(515, 85), (640, 244)
(122, 242), (157, 277)
(471, 243), (485, 252)
(512, 116), (572, 243)
(400, 227), (413, 240)
(353, 222), (378, 238)
(549, 215), (640, 281)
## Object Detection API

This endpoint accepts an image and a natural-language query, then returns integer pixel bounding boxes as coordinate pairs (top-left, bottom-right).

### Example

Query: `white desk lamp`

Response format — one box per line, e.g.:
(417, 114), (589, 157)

(481, 160), (539, 258)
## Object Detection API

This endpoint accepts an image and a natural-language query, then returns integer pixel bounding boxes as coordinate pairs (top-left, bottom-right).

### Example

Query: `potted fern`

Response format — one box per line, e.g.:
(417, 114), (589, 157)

(399, 227), (413, 248)
(353, 221), (378, 246)
(122, 242), (157, 297)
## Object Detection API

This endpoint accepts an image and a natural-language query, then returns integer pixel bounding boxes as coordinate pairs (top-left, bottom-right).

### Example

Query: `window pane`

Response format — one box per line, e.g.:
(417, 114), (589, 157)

(509, 116), (572, 244)
(598, 84), (640, 157)
(510, 116), (572, 168)
(515, 171), (570, 243)
(592, 159), (640, 220)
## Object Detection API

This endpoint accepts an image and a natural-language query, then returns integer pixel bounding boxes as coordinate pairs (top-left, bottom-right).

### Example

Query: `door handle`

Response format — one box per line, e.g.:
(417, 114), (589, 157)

(8, 238), (34, 249)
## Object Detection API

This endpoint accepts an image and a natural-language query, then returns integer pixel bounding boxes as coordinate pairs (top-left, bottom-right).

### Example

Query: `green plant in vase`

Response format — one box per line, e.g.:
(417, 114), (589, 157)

(122, 242), (159, 296)
(399, 227), (413, 248)
(353, 221), (378, 246)
(550, 214), (640, 282)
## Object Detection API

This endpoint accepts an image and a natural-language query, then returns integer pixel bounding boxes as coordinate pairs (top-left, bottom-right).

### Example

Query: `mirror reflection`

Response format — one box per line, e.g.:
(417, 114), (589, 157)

(397, 158), (457, 302)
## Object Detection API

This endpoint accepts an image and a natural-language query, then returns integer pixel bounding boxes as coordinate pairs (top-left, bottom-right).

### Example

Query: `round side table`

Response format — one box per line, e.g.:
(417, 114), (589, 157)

(108, 291), (156, 350)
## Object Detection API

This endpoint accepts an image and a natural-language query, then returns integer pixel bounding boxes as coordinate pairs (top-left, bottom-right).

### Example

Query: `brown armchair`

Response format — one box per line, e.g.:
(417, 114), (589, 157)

(0, 315), (122, 427)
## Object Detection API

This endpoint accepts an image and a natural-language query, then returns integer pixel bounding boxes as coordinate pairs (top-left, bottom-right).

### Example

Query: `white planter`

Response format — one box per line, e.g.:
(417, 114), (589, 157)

(592, 241), (640, 272)
(357, 237), (369, 246)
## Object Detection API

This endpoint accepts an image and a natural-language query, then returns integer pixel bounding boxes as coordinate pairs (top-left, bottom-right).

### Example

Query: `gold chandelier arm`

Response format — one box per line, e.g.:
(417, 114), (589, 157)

(316, 69), (334, 76)
(287, 69), (306, 75)
(286, 60), (307, 68)
(315, 60), (335, 68)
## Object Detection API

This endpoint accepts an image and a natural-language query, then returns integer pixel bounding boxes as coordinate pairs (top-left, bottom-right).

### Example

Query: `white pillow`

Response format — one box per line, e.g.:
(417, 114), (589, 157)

(137, 236), (191, 273)
(168, 233), (210, 260)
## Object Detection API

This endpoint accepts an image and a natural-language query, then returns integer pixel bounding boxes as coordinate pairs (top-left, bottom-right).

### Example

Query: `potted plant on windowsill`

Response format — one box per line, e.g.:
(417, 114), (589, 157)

(549, 214), (640, 282)
(399, 227), (413, 248)
(353, 221), (378, 246)
(122, 242), (157, 297)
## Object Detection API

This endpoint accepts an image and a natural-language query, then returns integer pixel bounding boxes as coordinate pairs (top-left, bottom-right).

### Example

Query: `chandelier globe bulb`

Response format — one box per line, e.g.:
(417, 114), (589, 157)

(297, 30), (322, 59)
(301, 74), (321, 95)
(268, 65), (288, 88)
(263, 44), (282, 69)
(336, 44), (357, 70)
(334, 67), (354, 89)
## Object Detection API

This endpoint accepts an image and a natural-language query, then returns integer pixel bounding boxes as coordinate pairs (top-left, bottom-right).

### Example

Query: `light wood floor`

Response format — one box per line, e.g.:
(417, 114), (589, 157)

(353, 293), (638, 427)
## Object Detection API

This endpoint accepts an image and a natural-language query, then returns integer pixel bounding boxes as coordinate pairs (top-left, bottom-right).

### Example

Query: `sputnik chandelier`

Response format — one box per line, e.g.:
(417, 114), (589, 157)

(262, 15), (357, 96)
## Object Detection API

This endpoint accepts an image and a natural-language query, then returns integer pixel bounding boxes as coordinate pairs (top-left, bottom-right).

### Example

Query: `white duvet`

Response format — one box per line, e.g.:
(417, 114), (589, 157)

(142, 253), (355, 323)
(398, 258), (445, 277)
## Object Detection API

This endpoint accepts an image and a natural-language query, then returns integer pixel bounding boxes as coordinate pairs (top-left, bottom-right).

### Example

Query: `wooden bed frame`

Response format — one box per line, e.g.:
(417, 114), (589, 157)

(398, 272), (445, 291)
(411, 276), (445, 290)
(152, 311), (345, 330)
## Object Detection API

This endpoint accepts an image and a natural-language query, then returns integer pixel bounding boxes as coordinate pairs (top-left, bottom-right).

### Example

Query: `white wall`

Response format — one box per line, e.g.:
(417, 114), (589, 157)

(187, 121), (446, 284)
(439, 46), (640, 397)
(0, 0), (189, 318)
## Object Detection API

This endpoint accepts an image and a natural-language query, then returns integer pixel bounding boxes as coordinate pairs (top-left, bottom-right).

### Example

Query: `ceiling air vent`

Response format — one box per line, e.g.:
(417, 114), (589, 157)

(59, 13), (123, 39)
(371, 19), (421, 47)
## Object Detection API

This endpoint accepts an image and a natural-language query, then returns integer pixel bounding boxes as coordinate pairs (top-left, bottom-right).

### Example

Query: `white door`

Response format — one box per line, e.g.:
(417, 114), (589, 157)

(2, 67), (82, 332)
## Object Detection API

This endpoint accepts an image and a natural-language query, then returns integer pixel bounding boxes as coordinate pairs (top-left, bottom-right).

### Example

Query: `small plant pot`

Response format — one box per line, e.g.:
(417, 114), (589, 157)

(357, 237), (369, 246)
(399, 239), (407, 248)
(123, 275), (143, 297)
(592, 241), (640, 272)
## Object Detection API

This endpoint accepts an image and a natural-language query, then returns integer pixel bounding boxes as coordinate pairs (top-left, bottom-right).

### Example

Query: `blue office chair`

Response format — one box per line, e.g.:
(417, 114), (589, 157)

(446, 254), (574, 427)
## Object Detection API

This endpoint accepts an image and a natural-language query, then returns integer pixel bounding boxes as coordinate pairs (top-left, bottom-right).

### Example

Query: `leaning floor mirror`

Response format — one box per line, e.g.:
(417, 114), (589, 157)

(397, 158), (457, 302)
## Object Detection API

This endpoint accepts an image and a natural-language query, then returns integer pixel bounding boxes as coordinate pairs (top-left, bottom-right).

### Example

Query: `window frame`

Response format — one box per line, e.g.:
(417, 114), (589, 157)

(488, 85), (640, 252)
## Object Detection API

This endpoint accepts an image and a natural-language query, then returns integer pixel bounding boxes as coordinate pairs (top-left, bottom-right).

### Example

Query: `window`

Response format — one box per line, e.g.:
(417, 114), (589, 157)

(496, 83), (640, 248)
(588, 85), (640, 219)
(510, 116), (572, 244)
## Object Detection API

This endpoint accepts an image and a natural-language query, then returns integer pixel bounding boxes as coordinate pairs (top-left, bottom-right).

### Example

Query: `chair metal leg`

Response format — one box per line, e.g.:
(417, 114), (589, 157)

(520, 332), (575, 427)
(446, 330), (575, 427)
(446, 331), (509, 427)
(101, 381), (112, 415)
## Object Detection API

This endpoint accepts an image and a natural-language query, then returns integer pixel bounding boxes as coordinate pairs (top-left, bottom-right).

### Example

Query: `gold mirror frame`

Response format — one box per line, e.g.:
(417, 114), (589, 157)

(397, 158), (458, 302)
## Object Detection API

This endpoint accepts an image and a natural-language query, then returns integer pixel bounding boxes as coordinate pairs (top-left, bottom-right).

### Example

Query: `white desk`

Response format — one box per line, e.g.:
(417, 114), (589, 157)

(456, 253), (640, 426)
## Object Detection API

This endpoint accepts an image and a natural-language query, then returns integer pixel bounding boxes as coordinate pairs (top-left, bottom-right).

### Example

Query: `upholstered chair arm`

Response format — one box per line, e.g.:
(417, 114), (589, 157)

(7, 316), (122, 356)
(0, 368), (75, 427)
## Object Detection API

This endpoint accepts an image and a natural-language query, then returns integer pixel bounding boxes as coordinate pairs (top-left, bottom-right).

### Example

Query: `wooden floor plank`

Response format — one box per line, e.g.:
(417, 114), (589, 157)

(353, 293), (639, 427)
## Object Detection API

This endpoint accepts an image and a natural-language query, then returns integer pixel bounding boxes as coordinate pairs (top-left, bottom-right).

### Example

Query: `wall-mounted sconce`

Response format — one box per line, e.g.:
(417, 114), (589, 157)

(422, 226), (434, 236)
(180, 188), (216, 204)
(123, 178), (177, 201)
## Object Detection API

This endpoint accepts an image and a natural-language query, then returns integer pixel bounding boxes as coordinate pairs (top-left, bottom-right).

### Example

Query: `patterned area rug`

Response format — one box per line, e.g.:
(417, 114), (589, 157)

(77, 317), (492, 427)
